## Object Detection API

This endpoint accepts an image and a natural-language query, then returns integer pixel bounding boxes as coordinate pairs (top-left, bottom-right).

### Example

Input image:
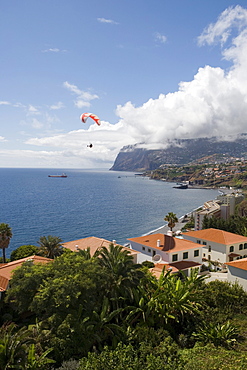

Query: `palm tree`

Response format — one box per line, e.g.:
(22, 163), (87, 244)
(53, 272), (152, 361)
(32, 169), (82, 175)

(96, 244), (143, 310)
(0, 223), (12, 263)
(37, 235), (63, 259)
(164, 212), (178, 232)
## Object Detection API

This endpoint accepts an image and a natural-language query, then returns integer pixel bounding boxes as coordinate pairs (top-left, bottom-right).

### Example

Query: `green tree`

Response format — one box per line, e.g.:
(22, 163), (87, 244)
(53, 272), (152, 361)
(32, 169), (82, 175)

(0, 223), (12, 264)
(37, 235), (64, 259)
(96, 244), (143, 311)
(147, 269), (205, 330)
(5, 253), (107, 362)
(0, 323), (30, 369)
(10, 245), (39, 261)
(164, 212), (178, 232)
(236, 199), (247, 217)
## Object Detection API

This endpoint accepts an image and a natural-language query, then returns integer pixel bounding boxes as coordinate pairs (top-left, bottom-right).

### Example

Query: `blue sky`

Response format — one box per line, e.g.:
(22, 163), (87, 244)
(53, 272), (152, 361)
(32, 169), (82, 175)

(1, 0), (247, 168)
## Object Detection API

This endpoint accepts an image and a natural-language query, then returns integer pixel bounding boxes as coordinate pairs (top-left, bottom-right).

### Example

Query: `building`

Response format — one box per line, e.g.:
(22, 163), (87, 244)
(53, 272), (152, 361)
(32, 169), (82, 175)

(194, 200), (221, 231)
(62, 236), (139, 263)
(182, 228), (247, 264)
(194, 192), (244, 230)
(226, 258), (247, 291)
(128, 233), (201, 276)
(0, 255), (52, 299)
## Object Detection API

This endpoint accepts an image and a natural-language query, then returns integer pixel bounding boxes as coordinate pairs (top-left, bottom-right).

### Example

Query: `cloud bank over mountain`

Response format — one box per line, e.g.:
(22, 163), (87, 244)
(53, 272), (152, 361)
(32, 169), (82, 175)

(115, 5), (247, 149)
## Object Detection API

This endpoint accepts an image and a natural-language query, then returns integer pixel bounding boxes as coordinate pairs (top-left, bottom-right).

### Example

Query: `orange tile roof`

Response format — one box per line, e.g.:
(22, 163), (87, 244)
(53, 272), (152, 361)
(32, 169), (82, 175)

(183, 228), (247, 245)
(226, 258), (247, 271)
(0, 275), (9, 291)
(62, 236), (138, 256)
(128, 233), (200, 253)
(149, 263), (179, 278)
(0, 255), (52, 282)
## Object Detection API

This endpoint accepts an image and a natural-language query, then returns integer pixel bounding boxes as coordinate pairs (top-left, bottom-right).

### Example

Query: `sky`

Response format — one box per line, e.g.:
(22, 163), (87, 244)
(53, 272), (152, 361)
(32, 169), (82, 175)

(1, 0), (247, 169)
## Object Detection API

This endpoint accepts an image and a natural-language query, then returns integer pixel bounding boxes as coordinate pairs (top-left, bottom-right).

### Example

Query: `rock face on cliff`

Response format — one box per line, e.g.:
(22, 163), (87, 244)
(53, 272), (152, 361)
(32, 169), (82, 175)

(110, 135), (247, 171)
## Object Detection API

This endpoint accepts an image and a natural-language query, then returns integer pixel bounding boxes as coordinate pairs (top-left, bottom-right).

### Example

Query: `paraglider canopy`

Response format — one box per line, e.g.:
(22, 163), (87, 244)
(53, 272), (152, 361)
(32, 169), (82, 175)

(80, 113), (101, 126)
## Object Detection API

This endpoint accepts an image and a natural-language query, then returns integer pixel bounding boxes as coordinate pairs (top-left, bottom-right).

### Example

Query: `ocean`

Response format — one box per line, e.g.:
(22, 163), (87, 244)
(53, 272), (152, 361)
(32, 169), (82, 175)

(0, 168), (219, 258)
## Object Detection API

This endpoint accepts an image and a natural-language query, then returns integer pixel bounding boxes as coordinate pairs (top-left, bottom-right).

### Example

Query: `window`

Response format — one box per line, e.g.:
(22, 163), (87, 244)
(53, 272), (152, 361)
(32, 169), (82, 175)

(208, 246), (211, 252)
(172, 254), (178, 262)
(148, 248), (151, 253)
(208, 255), (211, 260)
(142, 246), (145, 251)
(230, 246), (234, 253)
(197, 240), (201, 244)
(203, 241), (207, 245)
(244, 243), (247, 249)
(153, 250), (156, 256)
(183, 252), (188, 259)
(239, 244), (243, 250)
(194, 249), (199, 257)
(203, 253), (206, 257)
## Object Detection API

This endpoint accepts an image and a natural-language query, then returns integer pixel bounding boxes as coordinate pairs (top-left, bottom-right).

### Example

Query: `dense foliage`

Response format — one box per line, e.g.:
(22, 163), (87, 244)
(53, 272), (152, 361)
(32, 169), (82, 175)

(202, 214), (247, 236)
(1, 245), (247, 369)
(10, 245), (39, 261)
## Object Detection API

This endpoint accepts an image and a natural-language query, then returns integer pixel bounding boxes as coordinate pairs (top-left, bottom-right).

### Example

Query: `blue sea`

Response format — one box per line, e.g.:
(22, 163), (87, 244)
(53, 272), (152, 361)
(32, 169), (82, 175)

(0, 168), (219, 258)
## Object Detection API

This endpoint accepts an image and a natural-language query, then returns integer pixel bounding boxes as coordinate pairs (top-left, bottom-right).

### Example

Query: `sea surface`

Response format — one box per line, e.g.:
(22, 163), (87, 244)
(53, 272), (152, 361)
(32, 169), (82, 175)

(0, 168), (219, 257)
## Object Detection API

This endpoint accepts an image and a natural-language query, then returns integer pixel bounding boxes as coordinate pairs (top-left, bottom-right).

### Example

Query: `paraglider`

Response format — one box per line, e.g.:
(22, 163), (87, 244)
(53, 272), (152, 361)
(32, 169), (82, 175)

(80, 113), (101, 148)
(80, 113), (101, 126)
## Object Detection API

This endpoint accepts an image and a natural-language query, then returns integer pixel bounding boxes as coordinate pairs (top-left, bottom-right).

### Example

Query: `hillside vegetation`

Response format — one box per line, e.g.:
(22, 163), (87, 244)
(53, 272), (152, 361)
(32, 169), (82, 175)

(1, 246), (247, 369)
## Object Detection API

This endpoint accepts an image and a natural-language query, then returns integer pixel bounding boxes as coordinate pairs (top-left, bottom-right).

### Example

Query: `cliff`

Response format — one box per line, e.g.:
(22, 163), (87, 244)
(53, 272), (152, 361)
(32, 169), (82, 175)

(110, 135), (247, 172)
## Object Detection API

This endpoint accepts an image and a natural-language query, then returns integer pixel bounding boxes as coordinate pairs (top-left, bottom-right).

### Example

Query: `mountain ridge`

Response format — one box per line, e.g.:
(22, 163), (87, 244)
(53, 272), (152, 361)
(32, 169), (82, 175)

(110, 134), (247, 171)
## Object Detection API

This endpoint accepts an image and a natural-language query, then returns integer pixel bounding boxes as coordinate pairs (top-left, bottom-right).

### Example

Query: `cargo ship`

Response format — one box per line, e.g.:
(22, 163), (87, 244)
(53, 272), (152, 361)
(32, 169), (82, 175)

(48, 173), (67, 178)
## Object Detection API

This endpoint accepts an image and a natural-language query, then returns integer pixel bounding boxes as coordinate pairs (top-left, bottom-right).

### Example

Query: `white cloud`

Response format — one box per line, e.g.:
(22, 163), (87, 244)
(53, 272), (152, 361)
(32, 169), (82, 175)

(42, 48), (67, 53)
(50, 102), (64, 110)
(154, 32), (167, 44)
(198, 5), (247, 46)
(97, 17), (118, 25)
(0, 136), (7, 142)
(0, 101), (10, 105)
(63, 81), (99, 108)
(27, 105), (40, 115)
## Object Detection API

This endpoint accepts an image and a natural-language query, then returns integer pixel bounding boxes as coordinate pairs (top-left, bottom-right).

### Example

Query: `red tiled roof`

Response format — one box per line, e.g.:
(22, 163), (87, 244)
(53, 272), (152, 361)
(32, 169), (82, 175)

(149, 263), (179, 278)
(0, 255), (52, 287)
(183, 228), (247, 245)
(149, 260), (201, 278)
(0, 275), (9, 291)
(128, 233), (200, 253)
(226, 257), (247, 271)
(62, 237), (138, 256)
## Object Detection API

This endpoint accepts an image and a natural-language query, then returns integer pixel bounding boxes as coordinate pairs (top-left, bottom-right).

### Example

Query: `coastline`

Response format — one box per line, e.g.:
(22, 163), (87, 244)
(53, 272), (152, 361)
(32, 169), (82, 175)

(145, 207), (200, 236)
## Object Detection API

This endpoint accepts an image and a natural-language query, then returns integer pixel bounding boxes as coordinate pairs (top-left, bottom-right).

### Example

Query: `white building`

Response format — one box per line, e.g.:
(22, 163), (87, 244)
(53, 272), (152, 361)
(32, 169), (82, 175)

(128, 233), (202, 276)
(182, 228), (247, 264)
(194, 192), (244, 230)
(226, 258), (247, 291)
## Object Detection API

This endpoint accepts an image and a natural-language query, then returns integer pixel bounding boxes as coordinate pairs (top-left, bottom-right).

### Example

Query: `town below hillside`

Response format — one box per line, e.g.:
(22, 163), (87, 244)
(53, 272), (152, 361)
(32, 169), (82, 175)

(145, 156), (247, 190)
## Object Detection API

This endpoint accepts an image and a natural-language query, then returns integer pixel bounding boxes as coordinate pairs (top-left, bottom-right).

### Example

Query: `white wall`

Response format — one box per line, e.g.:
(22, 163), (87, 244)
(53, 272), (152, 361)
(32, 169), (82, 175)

(227, 266), (247, 291)
(183, 234), (247, 263)
(129, 240), (202, 264)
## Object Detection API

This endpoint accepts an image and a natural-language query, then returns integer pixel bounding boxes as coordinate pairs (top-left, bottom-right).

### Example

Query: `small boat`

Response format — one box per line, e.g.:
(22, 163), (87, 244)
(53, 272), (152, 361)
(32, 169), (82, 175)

(48, 173), (67, 178)
(173, 183), (188, 189)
